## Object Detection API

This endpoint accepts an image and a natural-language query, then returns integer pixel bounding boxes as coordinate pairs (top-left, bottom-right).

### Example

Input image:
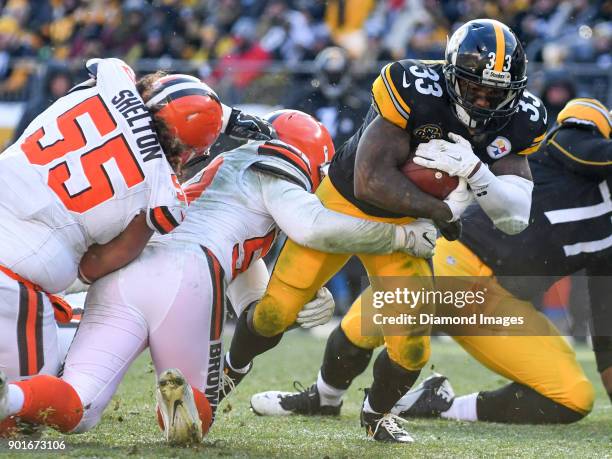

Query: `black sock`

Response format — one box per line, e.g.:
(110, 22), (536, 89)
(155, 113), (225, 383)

(368, 349), (420, 414)
(477, 382), (585, 424)
(320, 326), (373, 390)
(228, 305), (283, 369)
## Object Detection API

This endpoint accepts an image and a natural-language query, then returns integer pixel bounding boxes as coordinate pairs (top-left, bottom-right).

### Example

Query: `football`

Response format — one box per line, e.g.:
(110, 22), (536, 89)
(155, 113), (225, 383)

(401, 160), (459, 199)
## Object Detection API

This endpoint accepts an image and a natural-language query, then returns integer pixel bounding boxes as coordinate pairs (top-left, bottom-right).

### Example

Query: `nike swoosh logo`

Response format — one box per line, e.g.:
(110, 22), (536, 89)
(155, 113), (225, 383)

(447, 154), (461, 162)
(402, 72), (411, 88)
(423, 232), (434, 247)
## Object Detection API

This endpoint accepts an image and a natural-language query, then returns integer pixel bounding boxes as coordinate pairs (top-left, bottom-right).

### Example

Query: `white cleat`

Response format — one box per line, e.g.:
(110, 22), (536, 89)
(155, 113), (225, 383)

(156, 368), (202, 445)
(250, 391), (295, 416)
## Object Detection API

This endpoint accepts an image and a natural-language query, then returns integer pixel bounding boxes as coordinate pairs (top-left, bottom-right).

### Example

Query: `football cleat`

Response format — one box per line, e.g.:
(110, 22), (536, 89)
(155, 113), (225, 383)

(156, 368), (202, 445)
(393, 373), (455, 418)
(250, 382), (341, 416)
(361, 410), (415, 443)
(0, 371), (8, 422)
(218, 354), (252, 402)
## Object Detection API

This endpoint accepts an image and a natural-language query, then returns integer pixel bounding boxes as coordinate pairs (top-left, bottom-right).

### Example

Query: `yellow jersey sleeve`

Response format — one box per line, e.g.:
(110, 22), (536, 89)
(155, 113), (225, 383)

(371, 62), (412, 130)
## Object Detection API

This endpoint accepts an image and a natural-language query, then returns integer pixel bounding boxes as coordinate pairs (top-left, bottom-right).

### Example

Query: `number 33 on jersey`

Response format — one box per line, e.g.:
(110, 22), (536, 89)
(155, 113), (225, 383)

(371, 59), (547, 164)
(14, 58), (186, 244)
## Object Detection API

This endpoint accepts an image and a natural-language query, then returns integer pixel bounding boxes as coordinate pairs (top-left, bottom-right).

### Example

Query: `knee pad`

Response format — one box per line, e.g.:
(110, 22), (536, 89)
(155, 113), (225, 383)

(253, 294), (295, 337)
(386, 336), (430, 371)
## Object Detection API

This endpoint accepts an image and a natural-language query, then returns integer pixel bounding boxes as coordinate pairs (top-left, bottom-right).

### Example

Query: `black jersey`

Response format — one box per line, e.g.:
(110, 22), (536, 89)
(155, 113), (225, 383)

(328, 59), (547, 218)
(461, 98), (612, 298)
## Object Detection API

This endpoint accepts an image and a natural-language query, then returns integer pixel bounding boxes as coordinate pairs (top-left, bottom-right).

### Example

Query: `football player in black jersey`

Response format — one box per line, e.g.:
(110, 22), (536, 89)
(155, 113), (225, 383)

(223, 19), (547, 442)
(389, 97), (611, 424)
(252, 98), (610, 426)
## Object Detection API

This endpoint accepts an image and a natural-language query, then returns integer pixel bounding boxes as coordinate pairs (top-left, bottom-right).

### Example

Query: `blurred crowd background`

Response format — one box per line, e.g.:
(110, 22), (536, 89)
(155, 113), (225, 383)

(0, 0), (610, 105)
(0, 0), (608, 335)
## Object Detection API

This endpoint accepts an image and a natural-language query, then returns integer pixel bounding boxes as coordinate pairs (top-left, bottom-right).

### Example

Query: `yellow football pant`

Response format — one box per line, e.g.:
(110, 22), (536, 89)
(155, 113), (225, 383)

(341, 238), (594, 414)
(253, 176), (433, 371)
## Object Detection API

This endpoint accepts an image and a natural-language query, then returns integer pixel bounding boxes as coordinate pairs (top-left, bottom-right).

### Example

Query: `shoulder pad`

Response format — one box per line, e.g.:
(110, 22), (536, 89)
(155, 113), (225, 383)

(513, 90), (548, 156)
(371, 61), (413, 129)
(253, 140), (313, 191)
(557, 98), (611, 139)
(371, 60), (445, 130)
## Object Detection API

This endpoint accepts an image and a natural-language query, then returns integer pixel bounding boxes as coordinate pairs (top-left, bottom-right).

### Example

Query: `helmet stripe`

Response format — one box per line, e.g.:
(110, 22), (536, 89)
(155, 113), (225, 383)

(493, 23), (505, 72)
(146, 81), (218, 108)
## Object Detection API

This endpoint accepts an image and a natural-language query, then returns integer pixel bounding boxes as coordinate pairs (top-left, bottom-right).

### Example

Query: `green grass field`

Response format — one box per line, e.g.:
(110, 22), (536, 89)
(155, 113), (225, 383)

(1, 331), (610, 458)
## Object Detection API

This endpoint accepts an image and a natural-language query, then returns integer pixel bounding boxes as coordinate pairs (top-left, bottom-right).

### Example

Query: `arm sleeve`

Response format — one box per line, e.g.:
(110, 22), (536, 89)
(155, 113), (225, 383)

(546, 127), (612, 179)
(258, 172), (397, 253)
(468, 165), (534, 235)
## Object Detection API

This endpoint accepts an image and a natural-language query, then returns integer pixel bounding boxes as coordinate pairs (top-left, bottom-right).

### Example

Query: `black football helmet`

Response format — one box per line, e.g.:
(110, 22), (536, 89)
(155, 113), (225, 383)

(444, 19), (528, 133)
(314, 46), (351, 99)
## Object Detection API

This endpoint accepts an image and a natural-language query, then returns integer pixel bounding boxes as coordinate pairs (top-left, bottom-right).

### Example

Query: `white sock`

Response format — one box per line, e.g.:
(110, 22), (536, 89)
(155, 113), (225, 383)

(440, 393), (478, 422)
(8, 384), (25, 415)
(362, 395), (380, 414)
(316, 371), (345, 407)
(225, 352), (251, 374)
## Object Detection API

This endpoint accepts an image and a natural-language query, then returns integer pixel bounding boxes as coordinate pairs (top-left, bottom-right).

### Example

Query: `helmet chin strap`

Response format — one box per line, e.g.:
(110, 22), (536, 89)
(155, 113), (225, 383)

(452, 79), (478, 129)
(454, 103), (478, 129)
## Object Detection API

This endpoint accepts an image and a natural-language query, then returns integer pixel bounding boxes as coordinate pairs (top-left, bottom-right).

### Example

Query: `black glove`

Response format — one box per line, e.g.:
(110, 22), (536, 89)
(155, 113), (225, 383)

(436, 218), (462, 241)
(225, 108), (276, 141)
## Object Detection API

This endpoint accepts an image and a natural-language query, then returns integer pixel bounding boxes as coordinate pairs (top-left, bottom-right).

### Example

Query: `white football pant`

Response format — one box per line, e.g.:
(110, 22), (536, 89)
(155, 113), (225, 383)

(0, 272), (62, 381)
(62, 245), (226, 433)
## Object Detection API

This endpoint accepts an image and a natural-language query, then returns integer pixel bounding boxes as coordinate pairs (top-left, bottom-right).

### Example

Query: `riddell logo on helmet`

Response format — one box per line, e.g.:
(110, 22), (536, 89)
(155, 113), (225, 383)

(483, 69), (511, 85)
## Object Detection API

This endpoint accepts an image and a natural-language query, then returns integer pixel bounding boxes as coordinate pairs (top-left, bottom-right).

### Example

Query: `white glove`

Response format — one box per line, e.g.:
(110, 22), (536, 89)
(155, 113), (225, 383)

(444, 177), (474, 222)
(296, 287), (335, 329)
(393, 218), (437, 258)
(413, 132), (481, 179)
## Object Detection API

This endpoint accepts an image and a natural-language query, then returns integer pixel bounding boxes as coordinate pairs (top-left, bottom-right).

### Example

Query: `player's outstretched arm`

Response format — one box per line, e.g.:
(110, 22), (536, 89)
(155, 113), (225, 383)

(221, 104), (275, 141)
(78, 213), (154, 284)
(259, 172), (435, 257)
(353, 116), (454, 223)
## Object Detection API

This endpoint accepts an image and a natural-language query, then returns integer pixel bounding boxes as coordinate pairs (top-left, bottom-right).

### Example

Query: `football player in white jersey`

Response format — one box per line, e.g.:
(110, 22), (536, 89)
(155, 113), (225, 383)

(0, 58), (221, 386)
(0, 110), (437, 443)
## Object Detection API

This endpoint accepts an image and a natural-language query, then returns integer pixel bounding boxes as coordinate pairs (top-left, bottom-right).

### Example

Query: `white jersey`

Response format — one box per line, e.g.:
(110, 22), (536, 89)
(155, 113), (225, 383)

(154, 139), (312, 283)
(0, 58), (186, 293)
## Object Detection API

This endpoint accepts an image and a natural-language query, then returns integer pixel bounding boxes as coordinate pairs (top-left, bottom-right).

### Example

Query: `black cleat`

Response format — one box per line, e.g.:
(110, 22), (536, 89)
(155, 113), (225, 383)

(219, 354), (252, 402)
(250, 382), (342, 416)
(361, 409), (415, 443)
(393, 373), (455, 418)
